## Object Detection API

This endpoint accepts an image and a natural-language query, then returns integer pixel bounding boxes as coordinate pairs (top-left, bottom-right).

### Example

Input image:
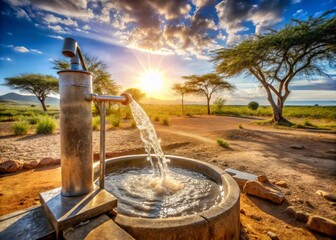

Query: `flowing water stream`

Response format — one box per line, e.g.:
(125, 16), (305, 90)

(105, 100), (223, 218)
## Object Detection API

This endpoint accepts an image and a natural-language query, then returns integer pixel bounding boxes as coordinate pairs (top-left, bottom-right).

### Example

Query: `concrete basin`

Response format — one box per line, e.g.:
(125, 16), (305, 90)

(94, 155), (240, 240)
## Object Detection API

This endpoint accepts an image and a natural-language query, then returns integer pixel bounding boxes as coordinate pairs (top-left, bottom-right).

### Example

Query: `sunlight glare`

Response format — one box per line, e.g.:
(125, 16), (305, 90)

(140, 70), (163, 95)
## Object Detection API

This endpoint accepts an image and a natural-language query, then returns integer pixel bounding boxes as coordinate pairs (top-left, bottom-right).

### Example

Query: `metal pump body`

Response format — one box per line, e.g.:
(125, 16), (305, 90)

(58, 38), (132, 197)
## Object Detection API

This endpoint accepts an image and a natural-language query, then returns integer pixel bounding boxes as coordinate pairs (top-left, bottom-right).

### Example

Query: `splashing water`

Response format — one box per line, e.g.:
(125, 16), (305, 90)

(129, 100), (169, 179)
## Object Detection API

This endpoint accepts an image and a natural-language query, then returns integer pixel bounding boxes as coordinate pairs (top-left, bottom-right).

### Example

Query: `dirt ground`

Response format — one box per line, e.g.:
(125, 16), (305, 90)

(0, 115), (335, 239)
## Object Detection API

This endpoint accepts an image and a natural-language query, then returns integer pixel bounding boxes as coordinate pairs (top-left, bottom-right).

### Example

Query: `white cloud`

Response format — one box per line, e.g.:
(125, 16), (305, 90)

(15, 8), (31, 21)
(48, 35), (64, 40)
(31, 49), (43, 54)
(7, 45), (43, 54)
(14, 46), (29, 53)
(291, 0), (301, 4)
(0, 57), (12, 61)
(47, 24), (70, 34)
(43, 14), (78, 27)
(83, 24), (91, 30)
(7, 32), (12, 35)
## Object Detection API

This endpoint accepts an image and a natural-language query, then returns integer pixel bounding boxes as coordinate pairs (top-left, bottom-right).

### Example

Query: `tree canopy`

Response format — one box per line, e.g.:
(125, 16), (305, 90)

(182, 73), (235, 114)
(124, 88), (146, 102)
(52, 53), (120, 113)
(213, 11), (336, 123)
(5, 74), (58, 111)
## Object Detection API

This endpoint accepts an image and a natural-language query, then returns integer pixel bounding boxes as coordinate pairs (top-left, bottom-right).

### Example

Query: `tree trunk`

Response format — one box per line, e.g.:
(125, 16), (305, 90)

(262, 84), (289, 125)
(38, 96), (47, 111)
(181, 94), (184, 114)
(207, 97), (210, 115)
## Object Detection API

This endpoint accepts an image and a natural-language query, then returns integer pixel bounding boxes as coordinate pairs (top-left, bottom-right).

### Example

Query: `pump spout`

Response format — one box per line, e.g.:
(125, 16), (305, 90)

(86, 93), (133, 105)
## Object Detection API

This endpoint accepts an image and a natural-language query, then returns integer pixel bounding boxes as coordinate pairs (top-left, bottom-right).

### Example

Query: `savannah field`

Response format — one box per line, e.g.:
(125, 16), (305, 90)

(0, 102), (335, 239)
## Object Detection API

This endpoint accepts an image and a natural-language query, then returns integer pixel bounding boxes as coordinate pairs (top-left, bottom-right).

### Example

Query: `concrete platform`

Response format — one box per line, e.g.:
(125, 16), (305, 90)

(40, 186), (117, 235)
(64, 214), (134, 240)
(225, 168), (258, 187)
(0, 205), (55, 240)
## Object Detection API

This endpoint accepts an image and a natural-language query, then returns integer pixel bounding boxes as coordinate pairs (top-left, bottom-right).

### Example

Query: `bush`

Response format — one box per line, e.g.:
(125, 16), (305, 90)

(28, 116), (40, 125)
(217, 139), (230, 148)
(36, 117), (56, 134)
(12, 121), (30, 135)
(162, 115), (170, 126)
(238, 124), (244, 129)
(248, 101), (259, 110)
(92, 116), (100, 130)
(131, 120), (136, 128)
(30, 105), (36, 107)
(154, 116), (160, 122)
(214, 98), (226, 113)
(109, 115), (120, 128)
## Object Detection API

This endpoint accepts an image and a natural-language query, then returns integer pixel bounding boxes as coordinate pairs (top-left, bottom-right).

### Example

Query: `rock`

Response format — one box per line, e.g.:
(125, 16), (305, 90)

(307, 215), (336, 237)
(250, 214), (262, 221)
(212, 159), (218, 163)
(23, 160), (40, 169)
(267, 231), (279, 240)
(240, 208), (246, 215)
(53, 158), (61, 165)
(285, 206), (296, 216)
(305, 200), (314, 208)
(329, 202), (336, 207)
(257, 175), (269, 183)
(295, 211), (310, 223)
(39, 157), (55, 167)
(243, 180), (285, 204)
(290, 145), (305, 149)
(0, 160), (22, 173)
(316, 190), (336, 202)
(275, 180), (287, 188)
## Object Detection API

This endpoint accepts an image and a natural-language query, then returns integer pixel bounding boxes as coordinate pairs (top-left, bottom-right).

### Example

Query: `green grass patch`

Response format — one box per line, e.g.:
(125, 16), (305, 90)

(217, 139), (230, 149)
(92, 116), (100, 130)
(12, 121), (30, 135)
(36, 117), (56, 134)
(108, 115), (120, 128)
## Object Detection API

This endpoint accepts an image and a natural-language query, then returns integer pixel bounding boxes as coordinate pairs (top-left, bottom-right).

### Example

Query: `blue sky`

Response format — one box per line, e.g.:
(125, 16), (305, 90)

(0, 0), (335, 105)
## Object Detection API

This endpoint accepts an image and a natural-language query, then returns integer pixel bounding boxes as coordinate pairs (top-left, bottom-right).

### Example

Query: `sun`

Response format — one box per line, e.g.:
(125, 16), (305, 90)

(140, 70), (163, 95)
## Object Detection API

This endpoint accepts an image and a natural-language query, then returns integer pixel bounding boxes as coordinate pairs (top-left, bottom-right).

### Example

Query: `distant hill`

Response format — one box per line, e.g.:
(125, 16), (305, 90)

(141, 97), (203, 105)
(0, 92), (60, 106)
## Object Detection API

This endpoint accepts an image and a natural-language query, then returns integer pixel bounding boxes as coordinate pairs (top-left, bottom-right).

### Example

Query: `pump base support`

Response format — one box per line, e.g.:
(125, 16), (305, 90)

(40, 186), (117, 238)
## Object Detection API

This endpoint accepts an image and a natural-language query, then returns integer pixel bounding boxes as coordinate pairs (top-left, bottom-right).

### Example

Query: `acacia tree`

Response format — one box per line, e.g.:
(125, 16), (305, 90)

(52, 53), (120, 114)
(5, 74), (58, 111)
(171, 83), (189, 114)
(125, 88), (146, 102)
(213, 11), (336, 124)
(182, 73), (235, 114)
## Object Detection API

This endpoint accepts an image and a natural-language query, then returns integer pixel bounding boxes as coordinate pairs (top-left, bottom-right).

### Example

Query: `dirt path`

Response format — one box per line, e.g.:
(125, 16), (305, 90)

(0, 115), (335, 239)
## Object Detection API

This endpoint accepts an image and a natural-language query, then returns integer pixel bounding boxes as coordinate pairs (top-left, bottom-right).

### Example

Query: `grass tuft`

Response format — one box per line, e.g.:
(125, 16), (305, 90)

(162, 115), (170, 126)
(92, 116), (100, 130)
(12, 121), (30, 135)
(217, 138), (230, 149)
(36, 117), (56, 134)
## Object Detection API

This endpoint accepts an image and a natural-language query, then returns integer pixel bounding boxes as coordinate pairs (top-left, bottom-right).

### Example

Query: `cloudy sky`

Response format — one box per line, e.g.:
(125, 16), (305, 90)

(0, 0), (335, 104)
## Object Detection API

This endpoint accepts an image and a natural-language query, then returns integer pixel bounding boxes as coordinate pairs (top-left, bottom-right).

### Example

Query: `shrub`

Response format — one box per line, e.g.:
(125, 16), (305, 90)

(154, 116), (160, 122)
(29, 116), (40, 125)
(131, 120), (136, 128)
(36, 117), (56, 134)
(238, 124), (244, 129)
(162, 115), (170, 126)
(92, 116), (100, 130)
(30, 105), (36, 107)
(109, 115), (120, 128)
(248, 101), (259, 110)
(214, 98), (226, 113)
(217, 139), (230, 148)
(12, 121), (30, 135)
